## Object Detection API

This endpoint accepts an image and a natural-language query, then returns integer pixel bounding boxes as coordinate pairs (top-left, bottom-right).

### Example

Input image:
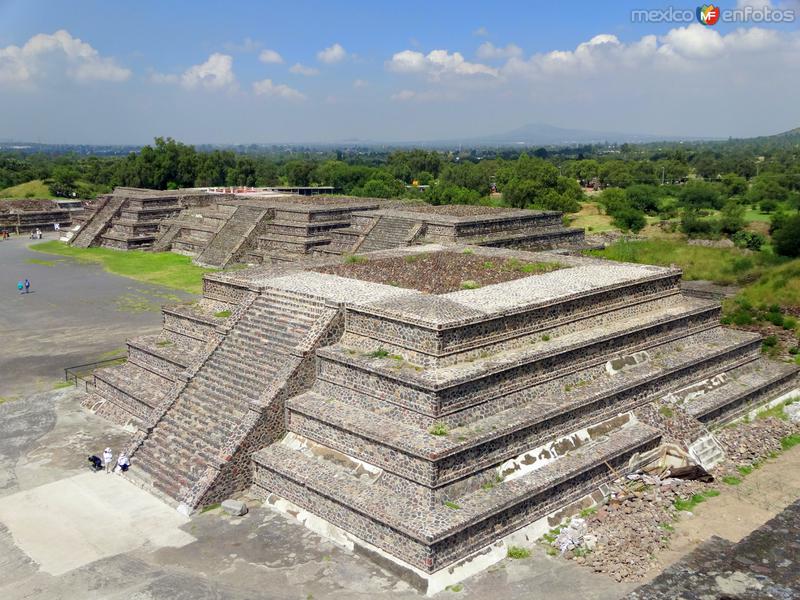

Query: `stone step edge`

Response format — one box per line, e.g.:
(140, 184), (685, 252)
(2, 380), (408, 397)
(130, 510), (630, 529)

(253, 422), (660, 546)
(683, 359), (800, 419)
(349, 270), (683, 332)
(293, 333), (761, 463)
(323, 298), (720, 392)
(126, 336), (198, 370)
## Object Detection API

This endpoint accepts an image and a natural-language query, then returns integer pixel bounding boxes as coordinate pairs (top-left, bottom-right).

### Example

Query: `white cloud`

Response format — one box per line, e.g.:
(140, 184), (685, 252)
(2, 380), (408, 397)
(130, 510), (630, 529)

(386, 49), (498, 79)
(252, 78), (305, 100)
(476, 42), (523, 60)
(353, 79), (369, 88)
(473, 26), (489, 37)
(289, 63), (319, 76)
(258, 49), (284, 64)
(181, 53), (236, 90)
(317, 42), (347, 64)
(0, 29), (130, 85)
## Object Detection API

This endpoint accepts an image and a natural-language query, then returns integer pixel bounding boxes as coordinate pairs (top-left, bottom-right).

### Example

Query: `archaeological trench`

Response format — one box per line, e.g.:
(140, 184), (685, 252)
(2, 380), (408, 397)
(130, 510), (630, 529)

(73, 187), (799, 594)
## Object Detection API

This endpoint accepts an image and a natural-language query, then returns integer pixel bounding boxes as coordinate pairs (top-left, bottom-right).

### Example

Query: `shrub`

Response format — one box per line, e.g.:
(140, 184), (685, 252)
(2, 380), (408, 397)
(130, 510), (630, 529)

(507, 546), (531, 559)
(772, 214), (800, 258)
(429, 423), (449, 436)
(732, 230), (766, 251)
(611, 207), (647, 233)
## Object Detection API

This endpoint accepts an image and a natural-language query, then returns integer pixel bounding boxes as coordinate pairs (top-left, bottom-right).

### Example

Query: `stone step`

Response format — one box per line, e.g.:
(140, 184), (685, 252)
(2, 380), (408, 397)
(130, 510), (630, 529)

(291, 328), (761, 488)
(320, 298), (723, 425)
(94, 362), (171, 410)
(252, 421), (660, 573)
(679, 358), (799, 425)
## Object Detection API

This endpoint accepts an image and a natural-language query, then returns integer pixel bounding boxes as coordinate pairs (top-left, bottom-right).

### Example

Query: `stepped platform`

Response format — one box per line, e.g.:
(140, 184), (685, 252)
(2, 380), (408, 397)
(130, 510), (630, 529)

(93, 362), (174, 425)
(81, 241), (799, 592)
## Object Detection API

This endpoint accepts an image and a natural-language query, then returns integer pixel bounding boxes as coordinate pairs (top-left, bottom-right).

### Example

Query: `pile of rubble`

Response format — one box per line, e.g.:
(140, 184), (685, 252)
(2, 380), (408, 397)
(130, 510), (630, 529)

(545, 412), (800, 582)
(716, 414), (798, 466)
(547, 475), (713, 581)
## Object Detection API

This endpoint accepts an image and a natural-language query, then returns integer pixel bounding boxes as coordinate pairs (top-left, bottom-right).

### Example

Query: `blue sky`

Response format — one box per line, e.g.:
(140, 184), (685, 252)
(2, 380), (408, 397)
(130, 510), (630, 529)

(1, 0), (799, 144)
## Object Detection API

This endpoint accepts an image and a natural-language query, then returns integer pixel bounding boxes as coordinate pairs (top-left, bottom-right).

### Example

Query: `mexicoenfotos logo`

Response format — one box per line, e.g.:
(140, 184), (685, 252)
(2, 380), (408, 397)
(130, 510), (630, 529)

(632, 4), (796, 23)
(696, 4), (721, 26)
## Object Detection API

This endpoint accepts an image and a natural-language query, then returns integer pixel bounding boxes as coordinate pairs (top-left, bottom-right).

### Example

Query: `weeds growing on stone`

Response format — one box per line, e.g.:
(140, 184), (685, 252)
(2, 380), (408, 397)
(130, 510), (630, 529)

(445, 584), (463, 593)
(722, 475), (743, 485)
(344, 254), (367, 264)
(507, 546), (531, 559)
(780, 433), (800, 450)
(659, 405), (675, 418)
(460, 280), (481, 290)
(541, 334), (551, 341)
(367, 348), (390, 358)
(214, 310), (232, 318)
(444, 501), (461, 510)
(429, 423), (449, 436)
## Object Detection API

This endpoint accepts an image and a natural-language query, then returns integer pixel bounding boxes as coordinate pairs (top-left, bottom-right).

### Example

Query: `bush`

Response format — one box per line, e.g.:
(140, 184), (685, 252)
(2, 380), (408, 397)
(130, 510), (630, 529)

(611, 207), (647, 233)
(679, 180), (723, 210)
(680, 210), (720, 238)
(773, 214), (800, 257)
(732, 230), (766, 251)
(760, 198), (778, 213)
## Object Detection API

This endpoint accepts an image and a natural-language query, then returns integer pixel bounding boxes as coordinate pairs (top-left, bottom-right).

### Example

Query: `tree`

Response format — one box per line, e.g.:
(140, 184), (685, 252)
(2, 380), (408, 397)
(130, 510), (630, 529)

(284, 160), (316, 186)
(772, 214), (800, 257)
(679, 180), (723, 210)
(625, 184), (660, 214)
(598, 161), (633, 188)
(719, 201), (745, 235)
(48, 165), (79, 197)
(720, 173), (748, 198)
(747, 176), (789, 207)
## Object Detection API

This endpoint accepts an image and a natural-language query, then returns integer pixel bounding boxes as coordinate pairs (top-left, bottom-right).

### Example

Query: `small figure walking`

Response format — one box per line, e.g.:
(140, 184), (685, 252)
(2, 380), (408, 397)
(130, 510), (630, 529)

(24, 278), (30, 294)
(17, 280), (24, 294)
(103, 447), (113, 474)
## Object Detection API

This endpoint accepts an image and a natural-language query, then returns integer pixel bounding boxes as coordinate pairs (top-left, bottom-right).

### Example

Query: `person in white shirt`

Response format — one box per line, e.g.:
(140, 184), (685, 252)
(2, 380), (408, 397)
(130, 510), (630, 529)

(103, 448), (113, 474)
(117, 453), (130, 472)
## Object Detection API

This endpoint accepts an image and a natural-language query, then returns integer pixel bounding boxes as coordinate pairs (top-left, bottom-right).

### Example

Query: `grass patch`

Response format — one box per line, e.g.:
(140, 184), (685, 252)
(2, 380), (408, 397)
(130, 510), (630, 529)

(156, 340), (173, 347)
(443, 500), (461, 510)
(659, 522), (675, 532)
(30, 241), (211, 294)
(756, 402), (788, 421)
(507, 546), (531, 559)
(460, 279), (481, 290)
(200, 502), (221, 513)
(26, 257), (57, 267)
(445, 584), (463, 593)
(53, 380), (74, 389)
(344, 254), (367, 264)
(674, 489), (720, 512)
(541, 334), (551, 341)
(0, 179), (57, 199)
(213, 309), (232, 318)
(737, 464), (755, 476)
(367, 348), (390, 359)
(780, 433), (800, 451)
(429, 423), (449, 436)
(659, 405), (675, 418)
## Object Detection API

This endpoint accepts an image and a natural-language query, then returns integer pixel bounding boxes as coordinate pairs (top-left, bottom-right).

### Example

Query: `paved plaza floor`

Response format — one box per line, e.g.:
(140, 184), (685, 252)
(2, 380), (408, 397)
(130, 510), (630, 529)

(0, 235), (194, 400)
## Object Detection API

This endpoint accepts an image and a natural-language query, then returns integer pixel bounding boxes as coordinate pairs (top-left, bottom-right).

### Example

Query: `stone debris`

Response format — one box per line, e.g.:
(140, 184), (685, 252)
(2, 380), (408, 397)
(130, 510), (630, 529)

(221, 499), (248, 517)
(552, 415), (800, 583)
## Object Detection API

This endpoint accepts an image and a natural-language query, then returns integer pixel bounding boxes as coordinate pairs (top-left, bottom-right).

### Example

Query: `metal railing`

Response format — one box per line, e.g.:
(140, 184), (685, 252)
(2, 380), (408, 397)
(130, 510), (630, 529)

(64, 356), (127, 391)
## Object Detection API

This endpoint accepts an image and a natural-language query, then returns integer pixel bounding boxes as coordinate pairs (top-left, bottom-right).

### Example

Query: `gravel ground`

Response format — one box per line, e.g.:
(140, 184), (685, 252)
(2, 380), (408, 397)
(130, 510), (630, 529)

(314, 252), (563, 294)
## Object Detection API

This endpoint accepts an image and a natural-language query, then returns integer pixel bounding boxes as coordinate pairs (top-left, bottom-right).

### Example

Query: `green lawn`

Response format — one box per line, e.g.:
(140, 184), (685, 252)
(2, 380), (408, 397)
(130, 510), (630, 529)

(742, 207), (774, 224)
(0, 179), (57, 199)
(30, 241), (214, 294)
(588, 239), (800, 310)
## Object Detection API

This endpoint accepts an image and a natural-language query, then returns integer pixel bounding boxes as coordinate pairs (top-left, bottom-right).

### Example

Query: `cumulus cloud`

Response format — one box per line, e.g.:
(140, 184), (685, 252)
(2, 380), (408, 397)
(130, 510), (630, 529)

(0, 29), (130, 85)
(476, 42), (523, 60)
(317, 43), (347, 63)
(224, 37), (262, 53)
(473, 26), (489, 37)
(252, 78), (305, 100)
(181, 53), (236, 90)
(289, 63), (319, 76)
(390, 89), (458, 102)
(386, 49), (498, 79)
(353, 79), (369, 88)
(258, 49), (284, 64)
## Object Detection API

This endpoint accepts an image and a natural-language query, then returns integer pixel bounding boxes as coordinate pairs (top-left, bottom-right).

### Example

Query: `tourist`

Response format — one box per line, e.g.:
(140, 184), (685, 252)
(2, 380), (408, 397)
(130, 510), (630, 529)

(117, 453), (130, 472)
(103, 447), (113, 473)
(54, 222), (60, 232)
(24, 278), (30, 294)
(17, 280), (24, 294)
(88, 455), (103, 472)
